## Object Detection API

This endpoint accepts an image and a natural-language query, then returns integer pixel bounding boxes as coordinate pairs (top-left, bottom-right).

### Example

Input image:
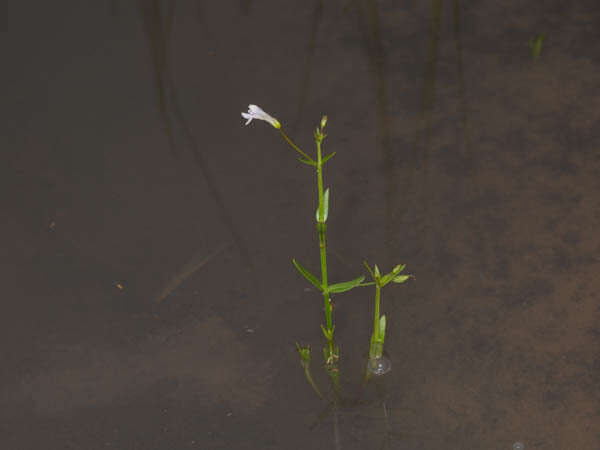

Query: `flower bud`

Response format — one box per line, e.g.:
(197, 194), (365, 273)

(320, 115), (328, 130)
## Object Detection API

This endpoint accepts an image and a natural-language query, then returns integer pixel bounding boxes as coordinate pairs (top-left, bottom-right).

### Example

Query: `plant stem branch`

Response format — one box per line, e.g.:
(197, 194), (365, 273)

(316, 138), (334, 358)
(279, 128), (314, 162)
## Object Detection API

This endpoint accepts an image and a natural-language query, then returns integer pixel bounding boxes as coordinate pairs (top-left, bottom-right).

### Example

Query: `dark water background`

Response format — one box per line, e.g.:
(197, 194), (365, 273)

(2, 1), (600, 449)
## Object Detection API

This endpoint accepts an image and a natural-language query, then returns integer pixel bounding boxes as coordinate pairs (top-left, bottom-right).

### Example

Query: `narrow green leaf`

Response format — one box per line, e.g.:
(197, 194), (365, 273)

(320, 324), (334, 340)
(328, 275), (366, 294)
(363, 261), (375, 279)
(316, 188), (330, 222)
(374, 264), (381, 279)
(380, 264), (407, 286)
(296, 343), (311, 363)
(321, 152), (336, 164)
(379, 272), (395, 287)
(323, 188), (329, 222)
(292, 259), (323, 291)
(392, 264), (406, 275)
(298, 157), (317, 166)
(379, 315), (386, 341)
(393, 275), (411, 283)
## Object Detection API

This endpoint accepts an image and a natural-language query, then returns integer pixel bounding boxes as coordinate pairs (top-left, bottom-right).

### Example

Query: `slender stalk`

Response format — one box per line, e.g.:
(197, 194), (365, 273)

(369, 285), (382, 360)
(279, 123), (335, 362)
(373, 285), (381, 342)
(364, 283), (383, 383)
(316, 139), (325, 222)
(316, 138), (334, 359)
(280, 128), (314, 162)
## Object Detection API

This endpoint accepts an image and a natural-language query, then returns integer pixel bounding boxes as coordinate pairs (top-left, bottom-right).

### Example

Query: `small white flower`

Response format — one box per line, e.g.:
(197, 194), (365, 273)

(241, 104), (281, 129)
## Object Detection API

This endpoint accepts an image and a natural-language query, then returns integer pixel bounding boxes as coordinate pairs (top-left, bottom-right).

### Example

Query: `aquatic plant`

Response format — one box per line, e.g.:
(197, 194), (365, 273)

(362, 262), (412, 375)
(241, 105), (411, 385)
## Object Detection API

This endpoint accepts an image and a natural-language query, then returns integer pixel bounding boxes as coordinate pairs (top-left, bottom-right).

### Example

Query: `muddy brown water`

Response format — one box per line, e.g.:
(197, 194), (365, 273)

(2, 1), (600, 449)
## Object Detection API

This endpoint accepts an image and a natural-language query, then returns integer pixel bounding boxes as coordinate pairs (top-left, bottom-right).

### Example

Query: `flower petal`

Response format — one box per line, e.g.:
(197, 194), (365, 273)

(241, 112), (253, 125)
(241, 104), (281, 129)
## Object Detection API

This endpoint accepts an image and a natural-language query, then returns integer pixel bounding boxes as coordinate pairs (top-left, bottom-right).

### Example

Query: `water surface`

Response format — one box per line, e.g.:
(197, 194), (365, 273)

(2, 1), (600, 449)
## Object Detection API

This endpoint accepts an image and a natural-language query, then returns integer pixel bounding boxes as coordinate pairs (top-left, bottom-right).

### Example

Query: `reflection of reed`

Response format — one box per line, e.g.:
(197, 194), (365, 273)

(418, 1), (472, 263)
(107, 0), (119, 17)
(292, 0), (324, 133)
(139, 0), (177, 156)
(418, 1), (471, 169)
(416, 0), (442, 171)
(354, 0), (394, 239)
(238, 0), (253, 15)
(138, 1), (252, 267)
(333, 402), (341, 450)
(414, 0), (442, 265)
(453, 0), (472, 160)
(155, 242), (231, 303)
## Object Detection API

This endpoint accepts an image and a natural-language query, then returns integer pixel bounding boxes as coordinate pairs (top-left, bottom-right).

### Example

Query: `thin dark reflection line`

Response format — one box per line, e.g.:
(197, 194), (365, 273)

(196, 0), (214, 43)
(238, 0), (253, 15)
(139, 0), (178, 156)
(138, 1), (253, 267)
(107, 0), (119, 17)
(333, 402), (341, 450)
(453, 0), (472, 161)
(292, 0), (324, 134)
(163, 74), (253, 267)
(416, 0), (442, 171)
(414, 0), (442, 265)
(357, 0), (392, 175)
(354, 0), (396, 249)
(165, 0), (175, 41)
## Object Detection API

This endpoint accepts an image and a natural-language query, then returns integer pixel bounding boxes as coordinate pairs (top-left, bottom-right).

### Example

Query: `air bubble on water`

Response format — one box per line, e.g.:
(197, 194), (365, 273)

(512, 442), (524, 450)
(367, 356), (391, 375)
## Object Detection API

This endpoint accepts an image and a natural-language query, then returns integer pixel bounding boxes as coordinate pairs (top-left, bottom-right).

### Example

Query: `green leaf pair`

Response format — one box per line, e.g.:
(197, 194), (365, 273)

(292, 258), (364, 294)
(320, 324), (335, 340)
(364, 261), (410, 288)
(380, 264), (406, 286)
(298, 151), (335, 167)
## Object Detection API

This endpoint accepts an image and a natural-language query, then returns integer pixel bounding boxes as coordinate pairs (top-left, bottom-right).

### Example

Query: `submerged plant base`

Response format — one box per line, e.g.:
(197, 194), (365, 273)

(367, 355), (391, 376)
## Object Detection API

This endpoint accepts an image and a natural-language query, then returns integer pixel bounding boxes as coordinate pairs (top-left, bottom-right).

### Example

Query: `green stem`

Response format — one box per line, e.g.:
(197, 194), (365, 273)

(316, 139), (325, 224)
(279, 125), (334, 361)
(316, 138), (333, 358)
(369, 285), (382, 359)
(373, 285), (381, 340)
